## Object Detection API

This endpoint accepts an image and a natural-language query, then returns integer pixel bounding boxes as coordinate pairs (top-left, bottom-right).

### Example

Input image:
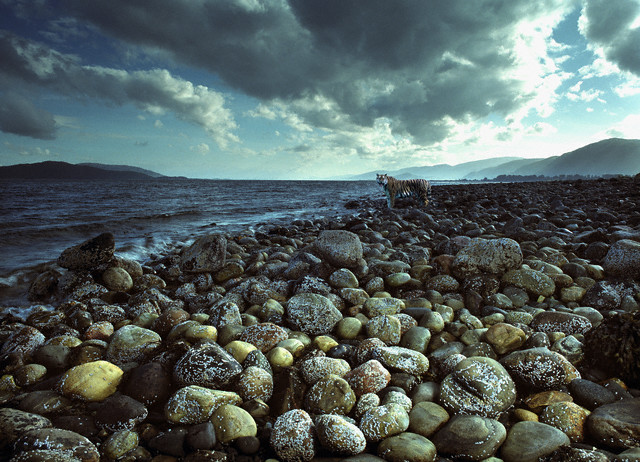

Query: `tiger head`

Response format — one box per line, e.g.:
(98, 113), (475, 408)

(376, 173), (388, 186)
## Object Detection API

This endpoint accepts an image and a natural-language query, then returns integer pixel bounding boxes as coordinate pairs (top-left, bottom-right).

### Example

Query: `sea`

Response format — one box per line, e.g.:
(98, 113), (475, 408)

(0, 178), (381, 307)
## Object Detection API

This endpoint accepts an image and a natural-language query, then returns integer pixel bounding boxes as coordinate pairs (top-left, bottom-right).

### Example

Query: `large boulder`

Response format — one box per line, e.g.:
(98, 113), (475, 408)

(57, 232), (115, 271)
(452, 238), (523, 278)
(180, 234), (226, 273)
(602, 239), (640, 279)
(314, 230), (363, 268)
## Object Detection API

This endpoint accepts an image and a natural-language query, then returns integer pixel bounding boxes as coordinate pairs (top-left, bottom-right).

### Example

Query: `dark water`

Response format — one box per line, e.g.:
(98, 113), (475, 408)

(0, 179), (380, 304)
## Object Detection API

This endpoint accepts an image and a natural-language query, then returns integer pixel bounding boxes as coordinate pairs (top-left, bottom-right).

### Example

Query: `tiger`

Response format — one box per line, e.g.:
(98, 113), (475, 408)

(376, 173), (431, 208)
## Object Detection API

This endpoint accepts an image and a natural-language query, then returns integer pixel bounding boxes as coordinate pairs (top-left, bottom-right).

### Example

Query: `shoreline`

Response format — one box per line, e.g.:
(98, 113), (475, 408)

(1, 177), (640, 461)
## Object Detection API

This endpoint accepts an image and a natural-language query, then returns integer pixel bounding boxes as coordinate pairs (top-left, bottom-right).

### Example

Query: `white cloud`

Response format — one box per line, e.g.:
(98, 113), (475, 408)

(604, 114), (640, 138)
(154, 119), (164, 128)
(190, 142), (210, 155)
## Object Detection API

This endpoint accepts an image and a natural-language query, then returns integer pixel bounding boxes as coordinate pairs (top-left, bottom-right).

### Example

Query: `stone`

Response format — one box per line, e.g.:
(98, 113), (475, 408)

(105, 325), (161, 365)
(148, 427), (187, 458)
(503, 269), (554, 299)
(95, 394), (148, 432)
(208, 301), (242, 328)
(439, 356), (516, 418)
(501, 421), (570, 462)
(568, 378), (616, 411)
(58, 360), (123, 402)
(186, 422), (216, 450)
(372, 346), (430, 376)
(530, 311), (592, 335)
(300, 356), (351, 385)
(102, 266), (133, 292)
(210, 404), (257, 444)
(315, 414), (366, 456)
(236, 366), (273, 402)
(0, 325), (46, 361)
(539, 401), (590, 443)
(500, 347), (580, 391)
(452, 237), (523, 278)
(103, 429), (139, 460)
(122, 361), (171, 405)
(180, 233), (226, 273)
(366, 314), (402, 345)
(0, 408), (51, 450)
(14, 428), (100, 462)
(377, 432), (437, 462)
(18, 390), (72, 415)
(409, 401), (449, 437)
(57, 232), (115, 271)
(484, 322), (526, 355)
(524, 390), (573, 413)
(363, 297), (405, 317)
(271, 409), (316, 462)
(239, 322), (288, 352)
(432, 414), (506, 460)
(165, 386), (241, 424)
(602, 239), (640, 279)
(286, 293), (342, 335)
(305, 374), (356, 415)
(359, 403), (410, 442)
(173, 341), (242, 388)
(400, 326), (432, 354)
(344, 359), (391, 396)
(587, 397), (640, 449)
(314, 230), (363, 268)
(329, 268), (359, 288)
(582, 281), (621, 311)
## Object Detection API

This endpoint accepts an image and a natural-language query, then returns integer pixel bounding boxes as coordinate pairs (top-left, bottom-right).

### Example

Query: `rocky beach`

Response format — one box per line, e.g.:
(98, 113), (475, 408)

(1, 177), (640, 462)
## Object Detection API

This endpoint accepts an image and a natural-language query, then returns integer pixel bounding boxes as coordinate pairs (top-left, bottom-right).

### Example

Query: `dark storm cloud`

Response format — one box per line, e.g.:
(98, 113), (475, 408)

(0, 92), (57, 139)
(63, 0), (573, 144)
(581, 0), (640, 76)
(0, 32), (237, 146)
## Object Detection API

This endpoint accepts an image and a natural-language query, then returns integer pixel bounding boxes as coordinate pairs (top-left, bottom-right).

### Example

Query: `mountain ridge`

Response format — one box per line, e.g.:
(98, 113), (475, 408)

(0, 161), (168, 180)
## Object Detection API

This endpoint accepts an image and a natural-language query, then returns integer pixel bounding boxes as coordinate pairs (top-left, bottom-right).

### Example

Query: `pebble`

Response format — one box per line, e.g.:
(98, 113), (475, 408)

(530, 311), (593, 335)
(164, 386), (241, 424)
(587, 397), (640, 449)
(14, 428), (100, 462)
(300, 356), (351, 384)
(432, 414), (506, 460)
(439, 356), (516, 418)
(305, 374), (356, 415)
(0, 408), (52, 449)
(366, 314), (402, 345)
(502, 268), (556, 297)
(105, 324), (162, 365)
(500, 347), (580, 391)
(179, 233), (226, 273)
(102, 266), (134, 292)
(539, 401), (590, 442)
(236, 365), (273, 401)
(270, 409), (316, 462)
(602, 239), (640, 279)
(315, 414), (366, 456)
(452, 237), (523, 278)
(57, 232), (115, 271)
(359, 403), (410, 442)
(377, 431), (437, 462)
(372, 346), (430, 376)
(286, 293), (343, 335)
(500, 421), (570, 462)
(484, 322), (526, 354)
(58, 360), (123, 402)
(103, 429), (139, 460)
(314, 230), (363, 268)
(408, 401), (449, 437)
(173, 341), (242, 388)
(210, 404), (257, 444)
(238, 322), (288, 352)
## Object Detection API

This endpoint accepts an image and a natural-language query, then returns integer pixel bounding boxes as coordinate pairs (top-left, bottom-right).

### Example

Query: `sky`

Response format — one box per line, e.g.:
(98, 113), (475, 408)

(1, 0), (639, 179)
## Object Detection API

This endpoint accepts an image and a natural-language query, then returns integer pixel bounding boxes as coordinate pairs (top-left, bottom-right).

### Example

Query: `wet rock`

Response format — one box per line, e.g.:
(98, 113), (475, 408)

(173, 341), (242, 388)
(57, 232), (115, 271)
(102, 266), (133, 292)
(587, 397), (640, 449)
(409, 401), (449, 438)
(439, 356), (516, 418)
(568, 378), (616, 411)
(432, 414), (506, 460)
(270, 409), (316, 462)
(539, 401), (590, 443)
(484, 322), (526, 355)
(180, 233), (226, 273)
(377, 432), (437, 462)
(210, 404), (257, 444)
(286, 293), (342, 335)
(122, 361), (171, 405)
(502, 268), (556, 297)
(501, 421), (570, 462)
(305, 374), (356, 415)
(236, 366), (273, 402)
(314, 230), (363, 268)
(315, 414), (366, 456)
(452, 237), (523, 278)
(95, 394), (148, 432)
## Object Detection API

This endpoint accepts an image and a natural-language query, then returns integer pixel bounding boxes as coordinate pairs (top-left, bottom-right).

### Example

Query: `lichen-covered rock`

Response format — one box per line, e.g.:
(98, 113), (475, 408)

(439, 357), (516, 418)
(602, 239), (640, 279)
(300, 356), (351, 385)
(14, 427), (100, 462)
(452, 237), (523, 278)
(271, 409), (316, 462)
(236, 366), (274, 402)
(314, 230), (363, 268)
(363, 297), (405, 317)
(239, 322), (288, 352)
(286, 293), (342, 335)
(0, 408), (51, 450)
(344, 359), (391, 396)
(173, 341), (242, 388)
(502, 268), (555, 297)
(539, 401), (590, 443)
(165, 386), (241, 424)
(366, 314), (402, 345)
(377, 432), (437, 462)
(315, 414), (366, 456)
(57, 232), (115, 271)
(58, 360), (123, 402)
(305, 374), (356, 415)
(530, 311), (592, 335)
(359, 403), (410, 442)
(500, 347), (580, 391)
(180, 233), (226, 273)
(372, 346), (429, 376)
(210, 404), (257, 444)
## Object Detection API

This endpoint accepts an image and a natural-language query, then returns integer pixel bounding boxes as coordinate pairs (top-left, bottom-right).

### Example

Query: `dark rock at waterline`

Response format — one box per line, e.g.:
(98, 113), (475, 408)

(57, 232), (115, 271)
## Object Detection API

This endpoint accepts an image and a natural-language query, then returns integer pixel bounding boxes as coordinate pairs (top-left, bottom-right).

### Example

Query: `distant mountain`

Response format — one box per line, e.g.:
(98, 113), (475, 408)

(0, 161), (162, 180)
(344, 138), (640, 181)
(78, 163), (165, 178)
